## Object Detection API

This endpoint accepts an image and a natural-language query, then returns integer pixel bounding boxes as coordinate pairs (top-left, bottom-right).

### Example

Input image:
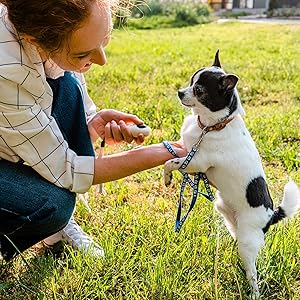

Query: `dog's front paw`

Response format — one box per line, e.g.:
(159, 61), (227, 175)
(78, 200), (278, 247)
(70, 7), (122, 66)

(164, 160), (174, 186)
(164, 170), (173, 186)
(164, 158), (182, 186)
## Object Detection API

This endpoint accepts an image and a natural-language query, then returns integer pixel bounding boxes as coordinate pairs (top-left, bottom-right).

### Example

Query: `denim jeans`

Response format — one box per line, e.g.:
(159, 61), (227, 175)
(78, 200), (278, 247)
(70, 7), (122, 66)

(0, 72), (94, 260)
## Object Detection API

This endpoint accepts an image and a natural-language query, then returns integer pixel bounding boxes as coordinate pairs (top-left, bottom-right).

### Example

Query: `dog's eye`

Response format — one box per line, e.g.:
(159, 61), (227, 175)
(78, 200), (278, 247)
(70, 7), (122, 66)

(194, 85), (202, 95)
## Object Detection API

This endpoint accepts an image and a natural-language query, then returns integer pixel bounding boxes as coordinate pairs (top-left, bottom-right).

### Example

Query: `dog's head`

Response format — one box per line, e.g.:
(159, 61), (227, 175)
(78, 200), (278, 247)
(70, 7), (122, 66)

(178, 50), (244, 119)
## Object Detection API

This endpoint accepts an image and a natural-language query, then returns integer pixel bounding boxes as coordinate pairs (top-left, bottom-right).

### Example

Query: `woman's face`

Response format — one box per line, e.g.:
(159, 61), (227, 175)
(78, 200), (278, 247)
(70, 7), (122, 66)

(51, 2), (113, 72)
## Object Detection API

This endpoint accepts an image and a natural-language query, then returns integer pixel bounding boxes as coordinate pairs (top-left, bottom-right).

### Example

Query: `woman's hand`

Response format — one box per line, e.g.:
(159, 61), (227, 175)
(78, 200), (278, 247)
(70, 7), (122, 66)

(88, 109), (146, 145)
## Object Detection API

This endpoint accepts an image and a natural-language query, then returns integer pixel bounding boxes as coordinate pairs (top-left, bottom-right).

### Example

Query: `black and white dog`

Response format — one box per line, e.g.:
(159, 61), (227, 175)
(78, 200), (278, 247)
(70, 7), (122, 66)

(164, 51), (300, 298)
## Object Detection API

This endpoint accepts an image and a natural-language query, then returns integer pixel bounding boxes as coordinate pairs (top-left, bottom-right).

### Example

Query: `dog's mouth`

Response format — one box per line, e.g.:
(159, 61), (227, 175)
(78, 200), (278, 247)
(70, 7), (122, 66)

(181, 101), (195, 108)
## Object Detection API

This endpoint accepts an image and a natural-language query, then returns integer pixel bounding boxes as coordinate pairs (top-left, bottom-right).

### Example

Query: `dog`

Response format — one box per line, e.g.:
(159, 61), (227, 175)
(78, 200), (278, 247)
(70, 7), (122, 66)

(164, 50), (300, 298)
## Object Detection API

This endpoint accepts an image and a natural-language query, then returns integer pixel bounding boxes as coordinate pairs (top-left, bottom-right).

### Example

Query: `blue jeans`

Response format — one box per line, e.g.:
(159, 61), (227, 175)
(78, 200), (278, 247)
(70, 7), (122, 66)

(0, 72), (94, 260)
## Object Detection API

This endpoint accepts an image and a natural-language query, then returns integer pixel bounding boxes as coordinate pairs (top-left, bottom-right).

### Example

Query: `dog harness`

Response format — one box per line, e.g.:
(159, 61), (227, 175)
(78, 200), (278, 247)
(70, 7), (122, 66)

(163, 115), (234, 232)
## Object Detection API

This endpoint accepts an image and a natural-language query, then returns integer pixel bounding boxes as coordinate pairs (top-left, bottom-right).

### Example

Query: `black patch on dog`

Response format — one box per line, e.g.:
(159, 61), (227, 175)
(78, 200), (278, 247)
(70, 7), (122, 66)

(272, 206), (286, 223)
(262, 206), (286, 233)
(262, 220), (271, 233)
(195, 70), (237, 113)
(246, 176), (273, 209)
(227, 93), (238, 115)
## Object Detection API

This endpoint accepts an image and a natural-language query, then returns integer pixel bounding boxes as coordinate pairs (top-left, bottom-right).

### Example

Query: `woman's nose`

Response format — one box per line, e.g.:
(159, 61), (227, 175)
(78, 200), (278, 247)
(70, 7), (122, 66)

(91, 47), (107, 66)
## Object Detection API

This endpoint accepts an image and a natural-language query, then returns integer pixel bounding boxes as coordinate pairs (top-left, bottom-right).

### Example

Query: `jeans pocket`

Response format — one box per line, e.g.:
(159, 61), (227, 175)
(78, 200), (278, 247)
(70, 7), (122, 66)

(0, 208), (30, 235)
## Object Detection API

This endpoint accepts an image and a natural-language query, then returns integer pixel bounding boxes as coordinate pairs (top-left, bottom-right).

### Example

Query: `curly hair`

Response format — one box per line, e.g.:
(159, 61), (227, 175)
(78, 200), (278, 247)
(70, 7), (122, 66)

(0, 0), (113, 53)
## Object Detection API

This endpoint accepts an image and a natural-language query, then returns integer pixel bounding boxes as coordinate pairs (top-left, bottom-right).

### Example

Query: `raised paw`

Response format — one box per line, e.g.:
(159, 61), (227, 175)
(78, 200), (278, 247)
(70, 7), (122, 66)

(164, 169), (173, 186)
(164, 158), (183, 186)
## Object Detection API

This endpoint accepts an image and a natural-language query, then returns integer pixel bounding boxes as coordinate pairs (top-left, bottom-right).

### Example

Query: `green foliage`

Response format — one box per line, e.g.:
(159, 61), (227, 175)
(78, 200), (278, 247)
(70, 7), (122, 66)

(267, 7), (300, 17)
(2, 23), (300, 300)
(175, 5), (199, 26)
(219, 10), (251, 19)
(131, 0), (165, 17)
(131, 0), (211, 18)
(267, 0), (300, 17)
(118, 1), (213, 29)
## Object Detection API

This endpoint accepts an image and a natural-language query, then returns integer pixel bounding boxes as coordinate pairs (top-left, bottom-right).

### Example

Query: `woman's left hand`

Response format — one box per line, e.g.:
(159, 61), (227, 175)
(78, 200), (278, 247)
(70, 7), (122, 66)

(88, 109), (146, 145)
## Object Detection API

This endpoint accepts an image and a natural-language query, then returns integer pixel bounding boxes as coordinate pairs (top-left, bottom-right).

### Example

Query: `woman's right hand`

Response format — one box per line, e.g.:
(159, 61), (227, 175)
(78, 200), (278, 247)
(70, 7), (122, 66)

(88, 109), (145, 144)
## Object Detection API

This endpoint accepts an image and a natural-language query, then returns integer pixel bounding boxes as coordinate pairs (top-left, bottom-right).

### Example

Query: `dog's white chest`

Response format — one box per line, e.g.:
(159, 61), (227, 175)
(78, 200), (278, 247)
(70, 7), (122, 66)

(180, 114), (264, 197)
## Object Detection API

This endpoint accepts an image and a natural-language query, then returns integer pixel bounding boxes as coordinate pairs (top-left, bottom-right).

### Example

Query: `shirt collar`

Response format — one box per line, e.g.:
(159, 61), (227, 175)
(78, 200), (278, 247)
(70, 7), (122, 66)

(43, 59), (65, 79)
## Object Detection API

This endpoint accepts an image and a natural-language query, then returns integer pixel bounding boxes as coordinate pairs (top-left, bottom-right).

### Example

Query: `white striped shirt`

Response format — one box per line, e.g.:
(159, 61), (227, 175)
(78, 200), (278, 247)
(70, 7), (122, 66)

(0, 4), (96, 193)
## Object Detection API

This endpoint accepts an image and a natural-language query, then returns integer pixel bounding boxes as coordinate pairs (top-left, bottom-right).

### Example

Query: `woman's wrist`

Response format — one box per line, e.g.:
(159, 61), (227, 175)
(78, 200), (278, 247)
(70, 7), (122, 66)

(92, 141), (186, 185)
(148, 142), (185, 163)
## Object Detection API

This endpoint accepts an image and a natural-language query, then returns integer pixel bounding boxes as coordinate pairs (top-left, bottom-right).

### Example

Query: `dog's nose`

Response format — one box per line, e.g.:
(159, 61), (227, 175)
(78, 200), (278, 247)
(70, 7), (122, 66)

(178, 90), (185, 100)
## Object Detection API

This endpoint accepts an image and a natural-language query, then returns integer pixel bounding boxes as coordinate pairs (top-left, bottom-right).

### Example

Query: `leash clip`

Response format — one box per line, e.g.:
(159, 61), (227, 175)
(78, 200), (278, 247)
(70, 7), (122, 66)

(193, 126), (208, 151)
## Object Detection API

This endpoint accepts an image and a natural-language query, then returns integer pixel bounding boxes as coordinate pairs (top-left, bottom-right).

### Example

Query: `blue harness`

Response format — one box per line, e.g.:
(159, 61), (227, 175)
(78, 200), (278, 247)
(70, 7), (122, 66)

(163, 116), (233, 232)
(163, 137), (214, 232)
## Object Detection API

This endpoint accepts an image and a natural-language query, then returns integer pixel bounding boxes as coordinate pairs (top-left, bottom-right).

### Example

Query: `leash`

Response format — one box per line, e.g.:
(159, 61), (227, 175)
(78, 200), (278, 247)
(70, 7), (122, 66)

(163, 116), (235, 232)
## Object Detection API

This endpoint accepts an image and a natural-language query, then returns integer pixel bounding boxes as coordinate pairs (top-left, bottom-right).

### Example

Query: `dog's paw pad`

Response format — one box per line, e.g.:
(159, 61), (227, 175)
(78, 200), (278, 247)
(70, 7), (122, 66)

(164, 173), (173, 186)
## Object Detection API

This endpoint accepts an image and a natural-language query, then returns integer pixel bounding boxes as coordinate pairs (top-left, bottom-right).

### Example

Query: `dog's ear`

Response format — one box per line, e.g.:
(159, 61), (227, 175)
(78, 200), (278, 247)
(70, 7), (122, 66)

(212, 49), (221, 68)
(219, 74), (239, 92)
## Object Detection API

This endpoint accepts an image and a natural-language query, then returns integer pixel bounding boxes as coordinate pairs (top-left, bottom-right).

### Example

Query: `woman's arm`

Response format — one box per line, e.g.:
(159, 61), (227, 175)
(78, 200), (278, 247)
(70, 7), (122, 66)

(93, 142), (185, 184)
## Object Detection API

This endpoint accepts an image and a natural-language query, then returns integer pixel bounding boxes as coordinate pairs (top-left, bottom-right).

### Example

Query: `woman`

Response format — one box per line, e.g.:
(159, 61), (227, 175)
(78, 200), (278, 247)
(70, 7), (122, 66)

(0, 0), (185, 261)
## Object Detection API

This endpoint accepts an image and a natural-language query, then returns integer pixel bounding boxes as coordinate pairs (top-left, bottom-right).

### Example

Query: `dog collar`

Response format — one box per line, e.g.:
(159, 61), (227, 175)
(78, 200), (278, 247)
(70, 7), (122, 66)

(197, 115), (234, 132)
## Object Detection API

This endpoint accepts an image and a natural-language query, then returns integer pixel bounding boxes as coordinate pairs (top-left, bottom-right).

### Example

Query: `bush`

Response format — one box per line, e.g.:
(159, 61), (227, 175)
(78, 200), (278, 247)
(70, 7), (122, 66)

(123, 1), (213, 29)
(131, 0), (164, 17)
(196, 4), (211, 17)
(267, 7), (300, 17)
(219, 10), (251, 19)
(175, 5), (199, 26)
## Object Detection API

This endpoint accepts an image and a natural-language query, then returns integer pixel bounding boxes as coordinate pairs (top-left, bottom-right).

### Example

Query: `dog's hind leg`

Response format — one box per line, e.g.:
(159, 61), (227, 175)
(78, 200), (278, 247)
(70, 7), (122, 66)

(214, 192), (237, 239)
(236, 222), (265, 299)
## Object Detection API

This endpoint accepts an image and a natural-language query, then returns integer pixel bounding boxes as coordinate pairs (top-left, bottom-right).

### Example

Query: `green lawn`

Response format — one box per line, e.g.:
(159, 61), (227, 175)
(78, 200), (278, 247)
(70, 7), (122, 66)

(1, 21), (300, 300)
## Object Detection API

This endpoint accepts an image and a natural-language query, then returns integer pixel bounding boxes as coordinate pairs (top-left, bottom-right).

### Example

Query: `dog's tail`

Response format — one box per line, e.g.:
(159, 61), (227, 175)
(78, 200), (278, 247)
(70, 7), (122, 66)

(271, 179), (300, 225)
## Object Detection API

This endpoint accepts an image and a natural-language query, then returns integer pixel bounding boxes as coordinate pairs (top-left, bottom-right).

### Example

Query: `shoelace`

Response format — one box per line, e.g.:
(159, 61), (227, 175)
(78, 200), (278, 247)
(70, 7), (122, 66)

(63, 219), (95, 246)
(62, 220), (104, 257)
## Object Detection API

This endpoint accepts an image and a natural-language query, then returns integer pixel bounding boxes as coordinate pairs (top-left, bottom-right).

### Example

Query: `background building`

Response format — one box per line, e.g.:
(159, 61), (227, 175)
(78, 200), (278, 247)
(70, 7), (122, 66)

(207, 0), (299, 9)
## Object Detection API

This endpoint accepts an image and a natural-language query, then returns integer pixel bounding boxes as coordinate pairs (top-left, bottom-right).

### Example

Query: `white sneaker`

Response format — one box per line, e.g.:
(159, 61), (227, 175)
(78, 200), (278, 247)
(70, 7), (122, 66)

(43, 217), (104, 258)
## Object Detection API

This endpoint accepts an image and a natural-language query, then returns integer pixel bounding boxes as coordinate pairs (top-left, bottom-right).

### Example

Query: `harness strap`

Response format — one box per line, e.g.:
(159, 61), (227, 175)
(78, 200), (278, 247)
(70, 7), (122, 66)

(163, 141), (179, 158)
(163, 141), (214, 232)
(178, 147), (198, 172)
(175, 172), (200, 232)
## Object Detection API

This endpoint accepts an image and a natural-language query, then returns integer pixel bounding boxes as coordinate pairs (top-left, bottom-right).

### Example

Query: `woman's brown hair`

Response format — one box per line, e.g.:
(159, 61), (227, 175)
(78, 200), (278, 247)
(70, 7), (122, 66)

(1, 0), (98, 53)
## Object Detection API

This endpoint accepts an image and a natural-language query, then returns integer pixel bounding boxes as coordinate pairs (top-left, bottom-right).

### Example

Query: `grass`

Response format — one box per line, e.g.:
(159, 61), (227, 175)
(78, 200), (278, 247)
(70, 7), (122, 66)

(1, 21), (300, 299)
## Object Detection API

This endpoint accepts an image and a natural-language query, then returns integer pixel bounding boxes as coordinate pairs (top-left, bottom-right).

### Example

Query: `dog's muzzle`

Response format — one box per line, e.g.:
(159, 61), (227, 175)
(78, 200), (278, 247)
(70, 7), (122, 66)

(178, 90), (185, 100)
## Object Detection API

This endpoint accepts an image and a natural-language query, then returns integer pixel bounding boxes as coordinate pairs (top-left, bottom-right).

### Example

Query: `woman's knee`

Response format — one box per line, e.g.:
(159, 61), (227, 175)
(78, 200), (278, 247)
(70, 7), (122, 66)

(36, 189), (76, 233)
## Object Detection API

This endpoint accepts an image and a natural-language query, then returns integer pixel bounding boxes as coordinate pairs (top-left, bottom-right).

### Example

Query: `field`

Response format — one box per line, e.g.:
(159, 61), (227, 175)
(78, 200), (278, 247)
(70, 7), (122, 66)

(1, 21), (300, 299)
